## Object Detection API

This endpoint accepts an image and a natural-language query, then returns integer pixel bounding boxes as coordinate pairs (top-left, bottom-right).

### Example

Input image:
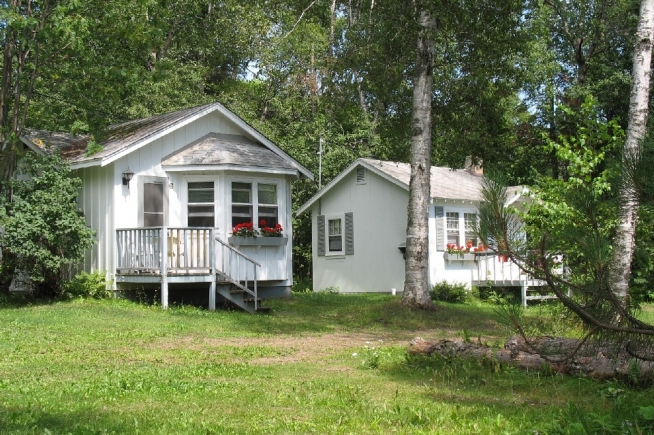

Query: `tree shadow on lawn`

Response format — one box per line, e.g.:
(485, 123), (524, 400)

(225, 293), (505, 338)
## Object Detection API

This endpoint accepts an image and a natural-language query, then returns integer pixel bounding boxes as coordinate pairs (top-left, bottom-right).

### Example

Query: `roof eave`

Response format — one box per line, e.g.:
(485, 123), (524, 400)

(19, 136), (48, 155)
(162, 164), (299, 176)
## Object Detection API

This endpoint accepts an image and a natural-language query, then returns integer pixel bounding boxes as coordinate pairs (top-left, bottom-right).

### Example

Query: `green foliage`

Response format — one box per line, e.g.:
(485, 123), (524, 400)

(431, 281), (468, 304)
(0, 152), (95, 297)
(63, 271), (112, 300)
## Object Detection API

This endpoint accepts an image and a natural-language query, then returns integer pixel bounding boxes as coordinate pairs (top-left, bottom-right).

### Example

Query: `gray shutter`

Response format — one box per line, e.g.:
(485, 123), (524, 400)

(345, 212), (354, 255)
(317, 215), (325, 256)
(435, 206), (444, 251)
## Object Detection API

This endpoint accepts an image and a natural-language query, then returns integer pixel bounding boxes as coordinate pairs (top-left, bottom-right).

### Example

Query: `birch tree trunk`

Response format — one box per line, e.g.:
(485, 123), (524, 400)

(402, 7), (436, 309)
(611, 0), (654, 299)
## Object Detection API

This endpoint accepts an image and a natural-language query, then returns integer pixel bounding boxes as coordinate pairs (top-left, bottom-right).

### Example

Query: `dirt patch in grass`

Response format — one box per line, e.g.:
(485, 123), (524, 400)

(148, 329), (475, 365)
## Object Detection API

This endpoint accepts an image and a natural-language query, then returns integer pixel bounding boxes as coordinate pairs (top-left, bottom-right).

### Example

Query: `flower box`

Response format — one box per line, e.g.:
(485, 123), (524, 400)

(228, 236), (288, 247)
(444, 253), (476, 261)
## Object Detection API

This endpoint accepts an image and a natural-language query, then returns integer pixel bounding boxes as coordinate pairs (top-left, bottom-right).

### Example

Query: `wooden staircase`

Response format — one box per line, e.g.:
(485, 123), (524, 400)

(214, 238), (269, 314)
(215, 273), (270, 314)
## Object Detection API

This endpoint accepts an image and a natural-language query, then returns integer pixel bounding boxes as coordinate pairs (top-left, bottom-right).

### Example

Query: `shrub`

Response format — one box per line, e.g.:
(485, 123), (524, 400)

(431, 281), (468, 303)
(63, 271), (112, 299)
(0, 152), (95, 297)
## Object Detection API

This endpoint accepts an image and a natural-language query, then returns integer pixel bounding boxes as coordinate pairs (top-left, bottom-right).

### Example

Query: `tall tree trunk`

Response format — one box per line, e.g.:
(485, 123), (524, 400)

(402, 6), (436, 309)
(611, 0), (654, 299)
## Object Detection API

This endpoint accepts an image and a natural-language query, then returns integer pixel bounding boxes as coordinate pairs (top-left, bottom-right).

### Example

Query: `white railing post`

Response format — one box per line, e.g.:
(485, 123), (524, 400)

(209, 228), (216, 311)
(161, 226), (168, 309)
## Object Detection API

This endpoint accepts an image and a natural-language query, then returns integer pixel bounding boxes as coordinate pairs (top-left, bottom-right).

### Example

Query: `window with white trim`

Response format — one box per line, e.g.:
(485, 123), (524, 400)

(328, 217), (343, 253)
(187, 182), (215, 227)
(257, 183), (278, 227)
(231, 181), (280, 228)
(464, 213), (478, 246)
(446, 212), (460, 246)
(231, 182), (253, 226)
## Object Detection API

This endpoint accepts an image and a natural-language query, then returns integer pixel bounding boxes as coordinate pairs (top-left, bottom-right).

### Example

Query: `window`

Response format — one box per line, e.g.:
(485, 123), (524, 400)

(317, 213), (353, 256)
(446, 212), (460, 246)
(232, 182), (253, 227)
(188, 182), (214, 227)
(258, 183), (278, 227)
(464, 213), (478, 246)
(328, 217), (343, 252)
(231, 181), (279, 228)
(143, 182), (164, 226)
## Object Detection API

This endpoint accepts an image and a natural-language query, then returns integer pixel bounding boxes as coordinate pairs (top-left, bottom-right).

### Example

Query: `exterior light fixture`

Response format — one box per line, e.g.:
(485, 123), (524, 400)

(122, 167), (134, 187)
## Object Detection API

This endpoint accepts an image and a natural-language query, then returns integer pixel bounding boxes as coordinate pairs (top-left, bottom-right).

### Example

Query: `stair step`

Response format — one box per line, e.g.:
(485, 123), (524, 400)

(255, 306), (271, 313)
(243, 298), (262, 303)
(229, 288), (246, 294)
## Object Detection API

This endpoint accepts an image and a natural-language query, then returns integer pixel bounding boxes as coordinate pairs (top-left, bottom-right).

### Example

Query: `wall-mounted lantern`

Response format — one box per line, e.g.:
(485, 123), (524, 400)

(122, 167), (134, 187)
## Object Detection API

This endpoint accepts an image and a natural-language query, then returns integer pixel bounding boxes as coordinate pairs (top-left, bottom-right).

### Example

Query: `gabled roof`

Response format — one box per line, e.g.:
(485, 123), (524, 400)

(20, 102), (313, 179)
(297, 158), (524, 215)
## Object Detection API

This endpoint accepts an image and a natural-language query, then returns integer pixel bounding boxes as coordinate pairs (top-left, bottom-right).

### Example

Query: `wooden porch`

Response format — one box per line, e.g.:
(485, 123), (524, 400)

(115, 227), (267, 313)
(470, 253), (562, 307)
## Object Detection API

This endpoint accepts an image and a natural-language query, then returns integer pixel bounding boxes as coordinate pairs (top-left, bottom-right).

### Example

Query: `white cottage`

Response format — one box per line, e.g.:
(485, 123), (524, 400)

(21, 103), (313, 312)
(297, 158), (528, 295)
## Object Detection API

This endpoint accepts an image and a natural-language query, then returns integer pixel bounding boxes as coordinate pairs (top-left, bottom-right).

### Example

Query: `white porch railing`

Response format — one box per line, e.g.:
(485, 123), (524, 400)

(215, 237), (261, 310)
(471, 253), (566, 307)
(116, 227), (214, 273)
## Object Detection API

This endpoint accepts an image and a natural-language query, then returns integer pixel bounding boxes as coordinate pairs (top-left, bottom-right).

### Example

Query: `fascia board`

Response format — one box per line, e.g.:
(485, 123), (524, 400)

(162, 164), (298, 177)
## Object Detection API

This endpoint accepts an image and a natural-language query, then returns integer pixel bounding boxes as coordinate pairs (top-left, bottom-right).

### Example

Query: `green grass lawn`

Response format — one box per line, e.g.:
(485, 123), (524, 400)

(0, 293), (652, 434)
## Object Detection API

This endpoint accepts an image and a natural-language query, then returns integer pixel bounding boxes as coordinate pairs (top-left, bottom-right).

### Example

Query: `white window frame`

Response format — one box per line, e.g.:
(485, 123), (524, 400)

(324, 213), (345, 256)
(229, 177), (283, 230)
(183, 176), (217, 228)
(441, 208), (479, 250)
(446, 211), (460, 246)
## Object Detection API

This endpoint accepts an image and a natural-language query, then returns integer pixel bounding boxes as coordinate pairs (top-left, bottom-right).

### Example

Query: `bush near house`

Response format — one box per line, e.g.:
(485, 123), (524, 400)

(0, 152), (95, 297)
(431, 281), (468, 303)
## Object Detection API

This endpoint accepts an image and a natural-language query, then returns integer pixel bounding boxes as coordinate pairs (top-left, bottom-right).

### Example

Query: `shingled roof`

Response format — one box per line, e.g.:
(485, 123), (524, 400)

(20, 103), (313, 179)
(297, 158), (525, 215)
(161, 133), (296, 172)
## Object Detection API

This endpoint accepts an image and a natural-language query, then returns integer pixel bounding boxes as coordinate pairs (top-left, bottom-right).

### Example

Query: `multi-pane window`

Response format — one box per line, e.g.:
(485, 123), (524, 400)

(328, 218), (343, 252)
(446, 212), (460, 246)
(187, 182), (214, 227)
(258, 184), (278, 227)
(231, 182), (253, 227)
(464, 213), (478, 246)
(231, 181), (280, 228)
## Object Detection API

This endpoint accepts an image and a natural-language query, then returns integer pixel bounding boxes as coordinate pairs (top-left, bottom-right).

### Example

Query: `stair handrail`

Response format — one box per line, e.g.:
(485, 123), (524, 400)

(214, 236), (261, 310)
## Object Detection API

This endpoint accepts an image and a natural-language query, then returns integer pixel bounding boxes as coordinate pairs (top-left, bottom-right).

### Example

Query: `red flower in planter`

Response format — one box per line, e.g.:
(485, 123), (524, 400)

(260, 223), (283, 237)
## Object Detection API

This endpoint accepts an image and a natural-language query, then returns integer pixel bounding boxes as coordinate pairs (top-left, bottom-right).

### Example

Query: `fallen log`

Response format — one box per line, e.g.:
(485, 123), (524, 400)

(408, 337), (654, 383)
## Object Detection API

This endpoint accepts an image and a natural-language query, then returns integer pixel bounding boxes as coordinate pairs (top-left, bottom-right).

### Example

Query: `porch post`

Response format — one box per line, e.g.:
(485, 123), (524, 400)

(161, 226), (169, 309)
(521, 281), (528, 308)
(209, 228), (216, 311)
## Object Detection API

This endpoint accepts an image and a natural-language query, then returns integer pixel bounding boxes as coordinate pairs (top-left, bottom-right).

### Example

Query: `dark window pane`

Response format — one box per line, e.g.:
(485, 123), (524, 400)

(329, 236), (342, 252)
(189, 216), (214, 227)
(258, 184), (277, 204)
(144, 183), (164, 213)
(232, 190), (251, 203)
(188, 205), (214, 215)
(144, 213), (164, 227)
(232, 205), (252, 216)
(188, 189), (214, 203)
(188, 182), (213, 189)
(232, 182), (251, 190)
(232, 215), (253, 227)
